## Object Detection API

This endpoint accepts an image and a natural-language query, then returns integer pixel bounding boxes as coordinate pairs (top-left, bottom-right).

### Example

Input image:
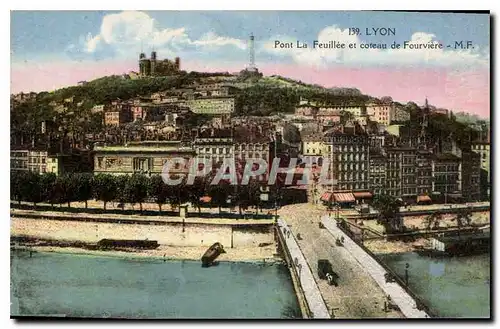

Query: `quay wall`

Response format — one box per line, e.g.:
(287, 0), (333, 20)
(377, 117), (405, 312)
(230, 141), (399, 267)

(11, 217), (274, 249)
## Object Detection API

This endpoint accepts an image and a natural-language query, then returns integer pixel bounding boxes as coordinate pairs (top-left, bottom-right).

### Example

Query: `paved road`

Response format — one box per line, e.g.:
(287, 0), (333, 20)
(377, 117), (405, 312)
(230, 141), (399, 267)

(322, 216), (430, 318)
(277, 218), (330, 319)
(279, 205), (402, 319)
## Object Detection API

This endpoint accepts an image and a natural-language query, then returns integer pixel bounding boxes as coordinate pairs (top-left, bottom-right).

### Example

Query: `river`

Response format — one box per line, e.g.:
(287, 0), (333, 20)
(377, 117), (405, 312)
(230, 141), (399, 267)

(378, 252), (490, 318)
(10, 250), (301, 319)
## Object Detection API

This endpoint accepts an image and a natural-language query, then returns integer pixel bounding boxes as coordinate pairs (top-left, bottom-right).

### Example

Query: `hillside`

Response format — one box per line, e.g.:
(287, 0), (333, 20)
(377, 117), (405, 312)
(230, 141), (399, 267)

(10, 71), (489, 150)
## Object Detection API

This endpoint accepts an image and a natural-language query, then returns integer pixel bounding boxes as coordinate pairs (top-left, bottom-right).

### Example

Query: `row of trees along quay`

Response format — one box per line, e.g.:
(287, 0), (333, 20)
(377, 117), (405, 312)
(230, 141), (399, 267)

(10, 171), (275, 215)
(370, 194), (474, 235)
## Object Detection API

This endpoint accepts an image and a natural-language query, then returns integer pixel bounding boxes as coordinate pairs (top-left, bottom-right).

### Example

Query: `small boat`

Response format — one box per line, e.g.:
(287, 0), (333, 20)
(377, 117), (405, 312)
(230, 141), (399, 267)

(201, 242), (226, 267)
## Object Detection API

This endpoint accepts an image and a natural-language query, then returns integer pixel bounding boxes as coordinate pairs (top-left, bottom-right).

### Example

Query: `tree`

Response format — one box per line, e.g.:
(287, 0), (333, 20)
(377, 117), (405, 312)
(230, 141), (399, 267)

(247, 178), (261, 213)
(74, 173), (93, 208)
(114, 175), (130, 210)
(60, 174), (78, 208)
(148, 175), (168, 213)
(126, 174), (148, 212)
(188, 176), (208, 214)
(93, 174), (117, 210)
(10, 171), (24, 205)
(453, 207), (473, 237)
(23, 171), (42, 207)
(423, 211), (442, 232)
(39, 173), (57, 207)
(166, 175), (185, 211)
(372, 194), (403, 233)
(208, 181), (231, 213)
(236, 185), (251, 216)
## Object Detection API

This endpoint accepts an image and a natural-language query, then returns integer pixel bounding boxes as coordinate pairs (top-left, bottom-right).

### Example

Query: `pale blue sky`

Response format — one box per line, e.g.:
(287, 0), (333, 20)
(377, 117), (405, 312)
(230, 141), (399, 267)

(11, 11), (490, 64)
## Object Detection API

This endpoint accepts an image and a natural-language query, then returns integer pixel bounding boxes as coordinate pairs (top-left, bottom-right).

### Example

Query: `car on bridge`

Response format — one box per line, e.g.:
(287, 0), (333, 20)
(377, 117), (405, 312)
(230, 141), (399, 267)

(317, 259), (339, 286)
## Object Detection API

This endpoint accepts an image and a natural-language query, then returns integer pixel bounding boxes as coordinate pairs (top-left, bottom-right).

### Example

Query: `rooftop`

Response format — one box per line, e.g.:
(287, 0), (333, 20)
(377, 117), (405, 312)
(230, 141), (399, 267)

(94, 145), (194, 153)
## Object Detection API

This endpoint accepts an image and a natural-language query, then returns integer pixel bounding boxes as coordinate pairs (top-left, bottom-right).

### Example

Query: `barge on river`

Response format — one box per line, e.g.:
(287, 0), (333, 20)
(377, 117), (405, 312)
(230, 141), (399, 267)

(417, 232), (490, 257)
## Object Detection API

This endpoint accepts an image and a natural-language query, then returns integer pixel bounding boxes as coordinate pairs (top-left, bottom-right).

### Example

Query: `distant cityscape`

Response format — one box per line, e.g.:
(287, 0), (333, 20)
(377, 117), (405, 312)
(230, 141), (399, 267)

(10, 44), (490, 206)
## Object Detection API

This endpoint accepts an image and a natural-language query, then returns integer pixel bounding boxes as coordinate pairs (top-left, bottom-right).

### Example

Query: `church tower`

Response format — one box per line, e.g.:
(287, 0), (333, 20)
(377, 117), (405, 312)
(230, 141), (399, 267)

(139, 52), (150, 76)
(150, 51), (157, 76)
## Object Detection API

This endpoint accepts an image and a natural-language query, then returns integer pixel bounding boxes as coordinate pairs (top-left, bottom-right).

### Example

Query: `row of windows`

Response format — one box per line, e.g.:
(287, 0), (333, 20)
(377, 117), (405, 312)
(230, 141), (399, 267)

(338, 173), (366, 181)
(435, 165), (460, 172)
(402, 188), (417, 195)
(335, 183), (368, 190)
(327, 145), (367, 152)
(337, 163), (366, 171)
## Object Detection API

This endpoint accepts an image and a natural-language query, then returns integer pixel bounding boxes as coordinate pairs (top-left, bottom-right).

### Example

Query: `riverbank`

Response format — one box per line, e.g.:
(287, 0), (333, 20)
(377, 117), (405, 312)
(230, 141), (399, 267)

(12, 242), (280, 264)
(363, 238), (429, 254)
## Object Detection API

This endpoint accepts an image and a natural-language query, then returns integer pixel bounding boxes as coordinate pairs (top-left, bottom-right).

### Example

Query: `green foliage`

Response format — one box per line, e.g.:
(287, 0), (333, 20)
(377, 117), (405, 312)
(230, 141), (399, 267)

(74, 173), (93, 206)
(208, 181), (231, 212)
(234, 80), (370, 116)
(39, 172), (57, 204)
(11, 170), (270, 216)
(93, 174), (117, 209)
(372, 194), (403, 233)
(148, 175), (168, 211)
(125, 174), (149, 211)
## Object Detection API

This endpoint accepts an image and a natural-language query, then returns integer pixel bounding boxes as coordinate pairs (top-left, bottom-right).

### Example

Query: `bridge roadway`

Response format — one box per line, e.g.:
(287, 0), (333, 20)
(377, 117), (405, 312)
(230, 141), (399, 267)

(279, 209), (403, 319)
(321, 216), (430, 318)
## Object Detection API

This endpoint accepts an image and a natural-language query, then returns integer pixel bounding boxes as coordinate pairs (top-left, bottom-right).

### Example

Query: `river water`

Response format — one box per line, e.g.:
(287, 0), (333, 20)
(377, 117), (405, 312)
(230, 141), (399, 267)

(10, 251), (301, 319)
(378, 252), (490, 318)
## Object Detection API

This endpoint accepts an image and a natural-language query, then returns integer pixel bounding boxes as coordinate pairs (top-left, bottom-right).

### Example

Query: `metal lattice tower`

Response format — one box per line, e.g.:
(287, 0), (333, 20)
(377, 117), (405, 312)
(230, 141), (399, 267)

(248, 33), (256, 70)
(418, 97), (429, 149)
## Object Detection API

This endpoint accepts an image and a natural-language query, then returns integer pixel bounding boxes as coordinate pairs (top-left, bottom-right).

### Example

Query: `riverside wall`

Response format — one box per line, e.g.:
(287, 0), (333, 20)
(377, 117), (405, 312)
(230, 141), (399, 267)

(11, 217), (274, 249)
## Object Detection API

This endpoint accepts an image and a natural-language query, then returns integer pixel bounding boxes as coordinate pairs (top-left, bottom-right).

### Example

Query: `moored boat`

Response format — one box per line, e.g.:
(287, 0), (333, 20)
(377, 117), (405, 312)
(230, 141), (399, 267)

(201, 242), (226, 267)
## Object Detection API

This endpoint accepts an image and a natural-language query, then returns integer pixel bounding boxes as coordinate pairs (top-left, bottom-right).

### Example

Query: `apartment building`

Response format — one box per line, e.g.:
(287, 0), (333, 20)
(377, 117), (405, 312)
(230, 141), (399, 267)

(187, 97), (235, 115)
(323, 123), (371, 204)
(93, 142), (195, 175)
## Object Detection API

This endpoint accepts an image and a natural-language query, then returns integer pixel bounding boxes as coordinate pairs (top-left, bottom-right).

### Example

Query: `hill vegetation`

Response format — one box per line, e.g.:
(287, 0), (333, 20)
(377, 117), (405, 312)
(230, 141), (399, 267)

(11, 71), (488, 149)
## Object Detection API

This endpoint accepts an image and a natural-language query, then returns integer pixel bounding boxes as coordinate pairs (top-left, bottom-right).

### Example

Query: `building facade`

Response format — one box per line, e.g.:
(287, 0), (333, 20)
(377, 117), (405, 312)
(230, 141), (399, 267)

(187, 97), (235, 115)
(368, 150), (386, 196)
(104, 102), (133, 126)
(431, 153), (462, 202)
(472, 142), (490, 199)
(11, 150), (49, 174)
(366, 102), (393, 125)
(461, 150), (481, 201)
(323, 125), (370, 194)
(93, 143), (195, 176)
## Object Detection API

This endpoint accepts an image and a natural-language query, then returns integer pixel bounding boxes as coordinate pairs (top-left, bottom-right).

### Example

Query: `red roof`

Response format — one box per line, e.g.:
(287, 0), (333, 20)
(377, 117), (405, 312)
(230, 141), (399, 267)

(334, 193), (355, 203)
(353, 192), (373, 199)
(320, 192), (332, 202)
(417, 195), (431, 203)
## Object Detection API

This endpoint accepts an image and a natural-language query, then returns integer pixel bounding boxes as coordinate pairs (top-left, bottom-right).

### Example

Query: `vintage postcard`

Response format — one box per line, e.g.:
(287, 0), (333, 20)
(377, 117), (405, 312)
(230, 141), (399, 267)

(10, 10), (491, 319)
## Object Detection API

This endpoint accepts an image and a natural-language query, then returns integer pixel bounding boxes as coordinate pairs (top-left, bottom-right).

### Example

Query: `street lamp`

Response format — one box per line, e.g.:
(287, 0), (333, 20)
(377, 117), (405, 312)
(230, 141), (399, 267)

(405, 262), (410, 286)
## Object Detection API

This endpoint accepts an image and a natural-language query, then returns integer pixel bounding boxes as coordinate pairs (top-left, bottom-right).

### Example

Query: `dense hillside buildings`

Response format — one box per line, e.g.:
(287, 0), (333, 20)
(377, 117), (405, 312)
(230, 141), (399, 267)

(10, 70), (488, 205)
(104, 101), (133, 126)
